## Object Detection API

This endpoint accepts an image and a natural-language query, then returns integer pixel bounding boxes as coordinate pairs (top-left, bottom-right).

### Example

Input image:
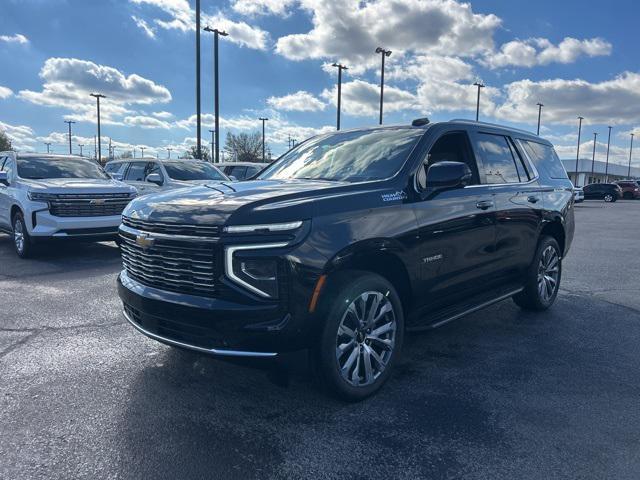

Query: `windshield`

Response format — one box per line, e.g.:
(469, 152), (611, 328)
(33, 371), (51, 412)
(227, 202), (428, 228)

(163, 161), (228, 181)
(258, 128), (423, 182)
(17, 157), (109, 180)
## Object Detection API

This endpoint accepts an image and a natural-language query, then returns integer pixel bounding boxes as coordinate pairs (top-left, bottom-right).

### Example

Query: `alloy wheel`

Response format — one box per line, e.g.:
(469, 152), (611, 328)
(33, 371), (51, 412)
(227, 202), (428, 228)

(335, 291), (397, 387)
(537, 245), (559, 302)
(13, 219), (25, 254)
(604, 194), (613, 202)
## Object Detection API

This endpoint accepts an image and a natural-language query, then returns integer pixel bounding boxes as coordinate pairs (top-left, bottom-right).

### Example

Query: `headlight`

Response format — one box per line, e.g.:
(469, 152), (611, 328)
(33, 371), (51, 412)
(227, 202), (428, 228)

(225, 242), (288, 298)
(224, 221), (303, 234)
(27, 192), (56, 202)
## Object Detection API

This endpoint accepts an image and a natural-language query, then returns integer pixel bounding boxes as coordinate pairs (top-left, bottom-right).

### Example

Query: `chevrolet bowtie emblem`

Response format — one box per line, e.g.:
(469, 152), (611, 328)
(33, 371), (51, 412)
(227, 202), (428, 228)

(135, 233), (155, 248)
(89, 199), (106, 205)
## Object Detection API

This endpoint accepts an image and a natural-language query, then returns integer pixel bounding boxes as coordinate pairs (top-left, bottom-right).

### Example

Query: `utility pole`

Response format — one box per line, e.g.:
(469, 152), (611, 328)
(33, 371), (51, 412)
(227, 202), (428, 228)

(64, 120), (76, 154)
(195, 0), (202, 160)
(167, 147), (172, 159)
(140, 146), (145, 157)
(93, 135), (97, 160)
(209, 129), (215, 161)
(628, 133), (634, 179)
(78, 144), (84, 157)
(45, 142), (51, 154)
(473, 82), (485, 122)
(536, 103), (543, 136)
(375, 47), (392, 125)
(287, 134), (292, 149)
(605, 126), (612, 182)
(331, 63), (348, 130)
(259, 117), (268, 162)
(90, 93), (106, 163)
(204, 26), (229, 164)
(575, 116), (584, 186)
(591, 133), (597, 182)
(108, 138), (112, 160)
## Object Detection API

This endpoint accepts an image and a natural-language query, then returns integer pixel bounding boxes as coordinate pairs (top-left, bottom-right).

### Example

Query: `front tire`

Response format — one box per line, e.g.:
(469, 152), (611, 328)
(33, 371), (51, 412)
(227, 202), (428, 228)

(604, 193), (616, 202)
(513, 236), (561, 311)
(12, 212), (33, 258)
(315, 271), (404, 401)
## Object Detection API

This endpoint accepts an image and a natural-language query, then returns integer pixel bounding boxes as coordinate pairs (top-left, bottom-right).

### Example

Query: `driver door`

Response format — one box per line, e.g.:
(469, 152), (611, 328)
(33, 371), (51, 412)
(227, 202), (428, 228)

(412, 129), (497, 315)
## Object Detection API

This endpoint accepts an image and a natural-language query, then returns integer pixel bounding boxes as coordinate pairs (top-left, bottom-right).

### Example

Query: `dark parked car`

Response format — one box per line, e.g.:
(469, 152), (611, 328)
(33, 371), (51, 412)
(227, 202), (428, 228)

(117, 119), (575, 400)
(583, 183), (623, 202)
(614, 180), (640, 199)
(217, 162), (264, 181)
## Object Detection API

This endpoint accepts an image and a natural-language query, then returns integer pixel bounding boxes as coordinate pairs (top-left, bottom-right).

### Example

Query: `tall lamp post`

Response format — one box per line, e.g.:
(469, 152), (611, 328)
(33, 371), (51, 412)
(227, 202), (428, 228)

(628, 133), (635, 179)
(259, 117), (268, 162)
(204, 26), (229, 164)
(140, 147), (145, 157)
(167, 147), (172, 159)
(90, 93), (106, 163)
(375, 47), (392, 125)
(590, 133), (598, 182)
(331, 63), (348, 130)
(78, 144), (84, 157)
(195, 0), (202, 159)
(473, 81), (485, 122)
(209, 129), (215, 160)
(45, 142), (51, 154)
(536, 103), (543, 135)
(64, 120), (76, 154)
(575, 116), (584, 186)
(605, 126), (612, 183)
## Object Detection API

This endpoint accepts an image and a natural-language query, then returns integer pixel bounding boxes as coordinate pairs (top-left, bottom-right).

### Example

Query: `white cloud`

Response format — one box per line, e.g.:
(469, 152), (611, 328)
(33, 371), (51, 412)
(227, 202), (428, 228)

(232, 0), (296, 16)
(0, 33), (29, 44)
(152, 110), (173, 119)
(276, 0), (500, 72)
(0, 85), (13, 99)
(321, 79), (417, 117)
(131, 15), (157, 39)
(0, 121), (36, 150)
(129, 0), (269, 49)
(18, 57), (171, 125)
(267, 90), (326, 111)
(495, 72), (640, 125)
(124, 115), (171, 128)
(484, 37), (612, 69)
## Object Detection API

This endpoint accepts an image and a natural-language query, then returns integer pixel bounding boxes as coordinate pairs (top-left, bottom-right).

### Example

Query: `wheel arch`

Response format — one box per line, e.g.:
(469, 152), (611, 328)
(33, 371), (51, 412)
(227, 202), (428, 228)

(540, 218), (566, 256)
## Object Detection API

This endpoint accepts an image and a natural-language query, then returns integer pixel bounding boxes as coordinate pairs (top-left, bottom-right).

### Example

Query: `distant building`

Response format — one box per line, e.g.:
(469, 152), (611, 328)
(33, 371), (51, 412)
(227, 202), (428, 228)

(562, 159), (640, 186)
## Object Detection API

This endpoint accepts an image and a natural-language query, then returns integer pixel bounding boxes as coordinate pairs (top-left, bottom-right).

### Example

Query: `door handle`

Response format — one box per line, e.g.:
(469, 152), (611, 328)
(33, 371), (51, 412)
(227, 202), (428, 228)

(476, 200), (494, 210)
(527, 196), (540, 204)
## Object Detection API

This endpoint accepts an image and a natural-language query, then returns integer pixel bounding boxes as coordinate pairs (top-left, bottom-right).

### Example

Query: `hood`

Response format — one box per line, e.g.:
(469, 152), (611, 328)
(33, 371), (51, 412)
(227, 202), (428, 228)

(123, 178), (390, 226)
(23, 177), (135, 194)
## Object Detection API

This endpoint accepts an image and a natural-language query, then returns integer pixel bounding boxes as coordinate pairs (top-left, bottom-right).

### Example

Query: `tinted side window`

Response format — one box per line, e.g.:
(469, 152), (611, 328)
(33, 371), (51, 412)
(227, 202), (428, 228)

(104, 163), (120, 173)
(125, 162), (147, 181)
(145, 162), (162, 180)
(3, 159), (14, 179)
(520, 140), (568, 179)
(474, 133), (520, 184)
(229, 166), (248, 180)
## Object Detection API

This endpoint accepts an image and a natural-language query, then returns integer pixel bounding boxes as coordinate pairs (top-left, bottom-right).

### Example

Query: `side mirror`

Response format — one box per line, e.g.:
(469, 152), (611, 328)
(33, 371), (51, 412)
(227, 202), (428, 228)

(110, 172), (123, 181)
(229, 175), (238, 181)
(426, 161), (472, 190)
(0, 171), (8, 186)
(145, 173), (163, 186)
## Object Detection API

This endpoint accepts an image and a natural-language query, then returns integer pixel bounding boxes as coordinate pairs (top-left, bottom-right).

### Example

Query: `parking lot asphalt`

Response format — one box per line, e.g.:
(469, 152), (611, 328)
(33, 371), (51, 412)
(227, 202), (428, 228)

(1, 201), (640, 480)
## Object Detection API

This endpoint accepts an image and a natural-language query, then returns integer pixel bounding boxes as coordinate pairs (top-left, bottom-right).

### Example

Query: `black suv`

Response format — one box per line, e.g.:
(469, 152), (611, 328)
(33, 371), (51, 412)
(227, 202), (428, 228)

(583, 183), (623, 202)
(117, 119), (574, 400)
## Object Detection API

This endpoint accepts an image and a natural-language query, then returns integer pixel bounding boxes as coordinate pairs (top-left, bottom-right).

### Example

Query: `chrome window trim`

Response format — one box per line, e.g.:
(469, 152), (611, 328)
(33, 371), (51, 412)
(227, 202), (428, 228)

(123, 308), (278, 358)
(225, 242), (289, 298)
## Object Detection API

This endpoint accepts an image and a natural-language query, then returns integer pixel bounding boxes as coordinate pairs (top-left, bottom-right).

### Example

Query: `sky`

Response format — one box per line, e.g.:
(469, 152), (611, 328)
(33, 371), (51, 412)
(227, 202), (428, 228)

(1, 0), (640, 165)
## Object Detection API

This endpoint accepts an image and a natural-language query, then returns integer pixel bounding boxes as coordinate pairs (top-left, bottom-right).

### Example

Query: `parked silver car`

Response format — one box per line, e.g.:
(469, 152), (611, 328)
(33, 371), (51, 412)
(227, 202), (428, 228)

(0, 152), (137, 258)
(105, 158), (230, 195)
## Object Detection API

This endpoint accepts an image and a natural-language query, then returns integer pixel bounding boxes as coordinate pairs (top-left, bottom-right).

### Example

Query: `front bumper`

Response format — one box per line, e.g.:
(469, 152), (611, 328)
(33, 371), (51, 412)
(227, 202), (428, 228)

(28, 208), (122, 238)
(118, 270), (308, 356)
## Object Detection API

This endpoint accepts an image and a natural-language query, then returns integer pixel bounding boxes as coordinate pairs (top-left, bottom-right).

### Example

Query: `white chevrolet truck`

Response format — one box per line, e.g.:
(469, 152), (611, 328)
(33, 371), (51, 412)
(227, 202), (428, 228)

(0, 152), (137, 258)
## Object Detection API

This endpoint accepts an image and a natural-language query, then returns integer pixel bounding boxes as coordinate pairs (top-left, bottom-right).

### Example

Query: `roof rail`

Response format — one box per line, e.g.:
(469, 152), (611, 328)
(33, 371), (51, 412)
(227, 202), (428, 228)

(448, 118), (535, 136)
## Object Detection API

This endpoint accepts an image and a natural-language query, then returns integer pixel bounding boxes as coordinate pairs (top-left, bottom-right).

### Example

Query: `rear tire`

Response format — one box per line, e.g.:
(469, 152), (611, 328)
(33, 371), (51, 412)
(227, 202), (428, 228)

(12, 212), (33, 259)
(623, 192), (633, 200)
(315, 271), (404, 401)
(513, 236), (561, 311)
(604, 193), (615, 202)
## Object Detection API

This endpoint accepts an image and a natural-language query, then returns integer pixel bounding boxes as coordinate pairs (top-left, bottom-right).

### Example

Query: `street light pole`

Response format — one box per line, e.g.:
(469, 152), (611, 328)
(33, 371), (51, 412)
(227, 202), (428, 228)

(628, 133), (634, 179)
(331, 63), (348, 130)
(375, 47), (392, 125)
(575, 116), (584, 186)
(78, 144), (84, 157)
(140, 147), (145, 157)
(591, 133), (597, 182)
(167, 147), (172, 159)
(473, 82), (485, 122)
(259, 117), (268, 162)
(64, 120), (76, 154)
(195, 0), (202, 160)
(536, 103), (543, 136)
(204, 26), (229, 164)
(605, 126), (612, 183)
(45, 142), (51, 154)
(90, 93), (106, 163)
(208, 129), (215, 161)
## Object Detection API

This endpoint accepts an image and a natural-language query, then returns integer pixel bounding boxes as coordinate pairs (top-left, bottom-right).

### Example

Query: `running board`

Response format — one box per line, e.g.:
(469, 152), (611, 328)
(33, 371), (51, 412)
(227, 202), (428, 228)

(408, 287), (524, 331)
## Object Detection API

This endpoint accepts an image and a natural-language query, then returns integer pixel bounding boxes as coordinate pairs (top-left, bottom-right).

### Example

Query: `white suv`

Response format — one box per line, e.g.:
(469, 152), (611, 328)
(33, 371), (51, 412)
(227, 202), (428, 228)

(0, 152), (137, 258)
(104, 158), (230, 195)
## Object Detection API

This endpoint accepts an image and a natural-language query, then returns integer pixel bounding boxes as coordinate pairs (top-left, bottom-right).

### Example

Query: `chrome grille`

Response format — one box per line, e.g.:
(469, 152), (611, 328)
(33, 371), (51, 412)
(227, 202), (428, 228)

(49, 193), (132, 217)
(119, 225), (218, 297)
(122, 216), (220, 237)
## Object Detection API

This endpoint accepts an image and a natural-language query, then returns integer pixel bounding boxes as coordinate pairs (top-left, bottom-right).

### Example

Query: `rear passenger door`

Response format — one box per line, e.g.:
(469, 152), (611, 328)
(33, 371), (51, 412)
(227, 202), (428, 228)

(470, 130), (543, 281)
